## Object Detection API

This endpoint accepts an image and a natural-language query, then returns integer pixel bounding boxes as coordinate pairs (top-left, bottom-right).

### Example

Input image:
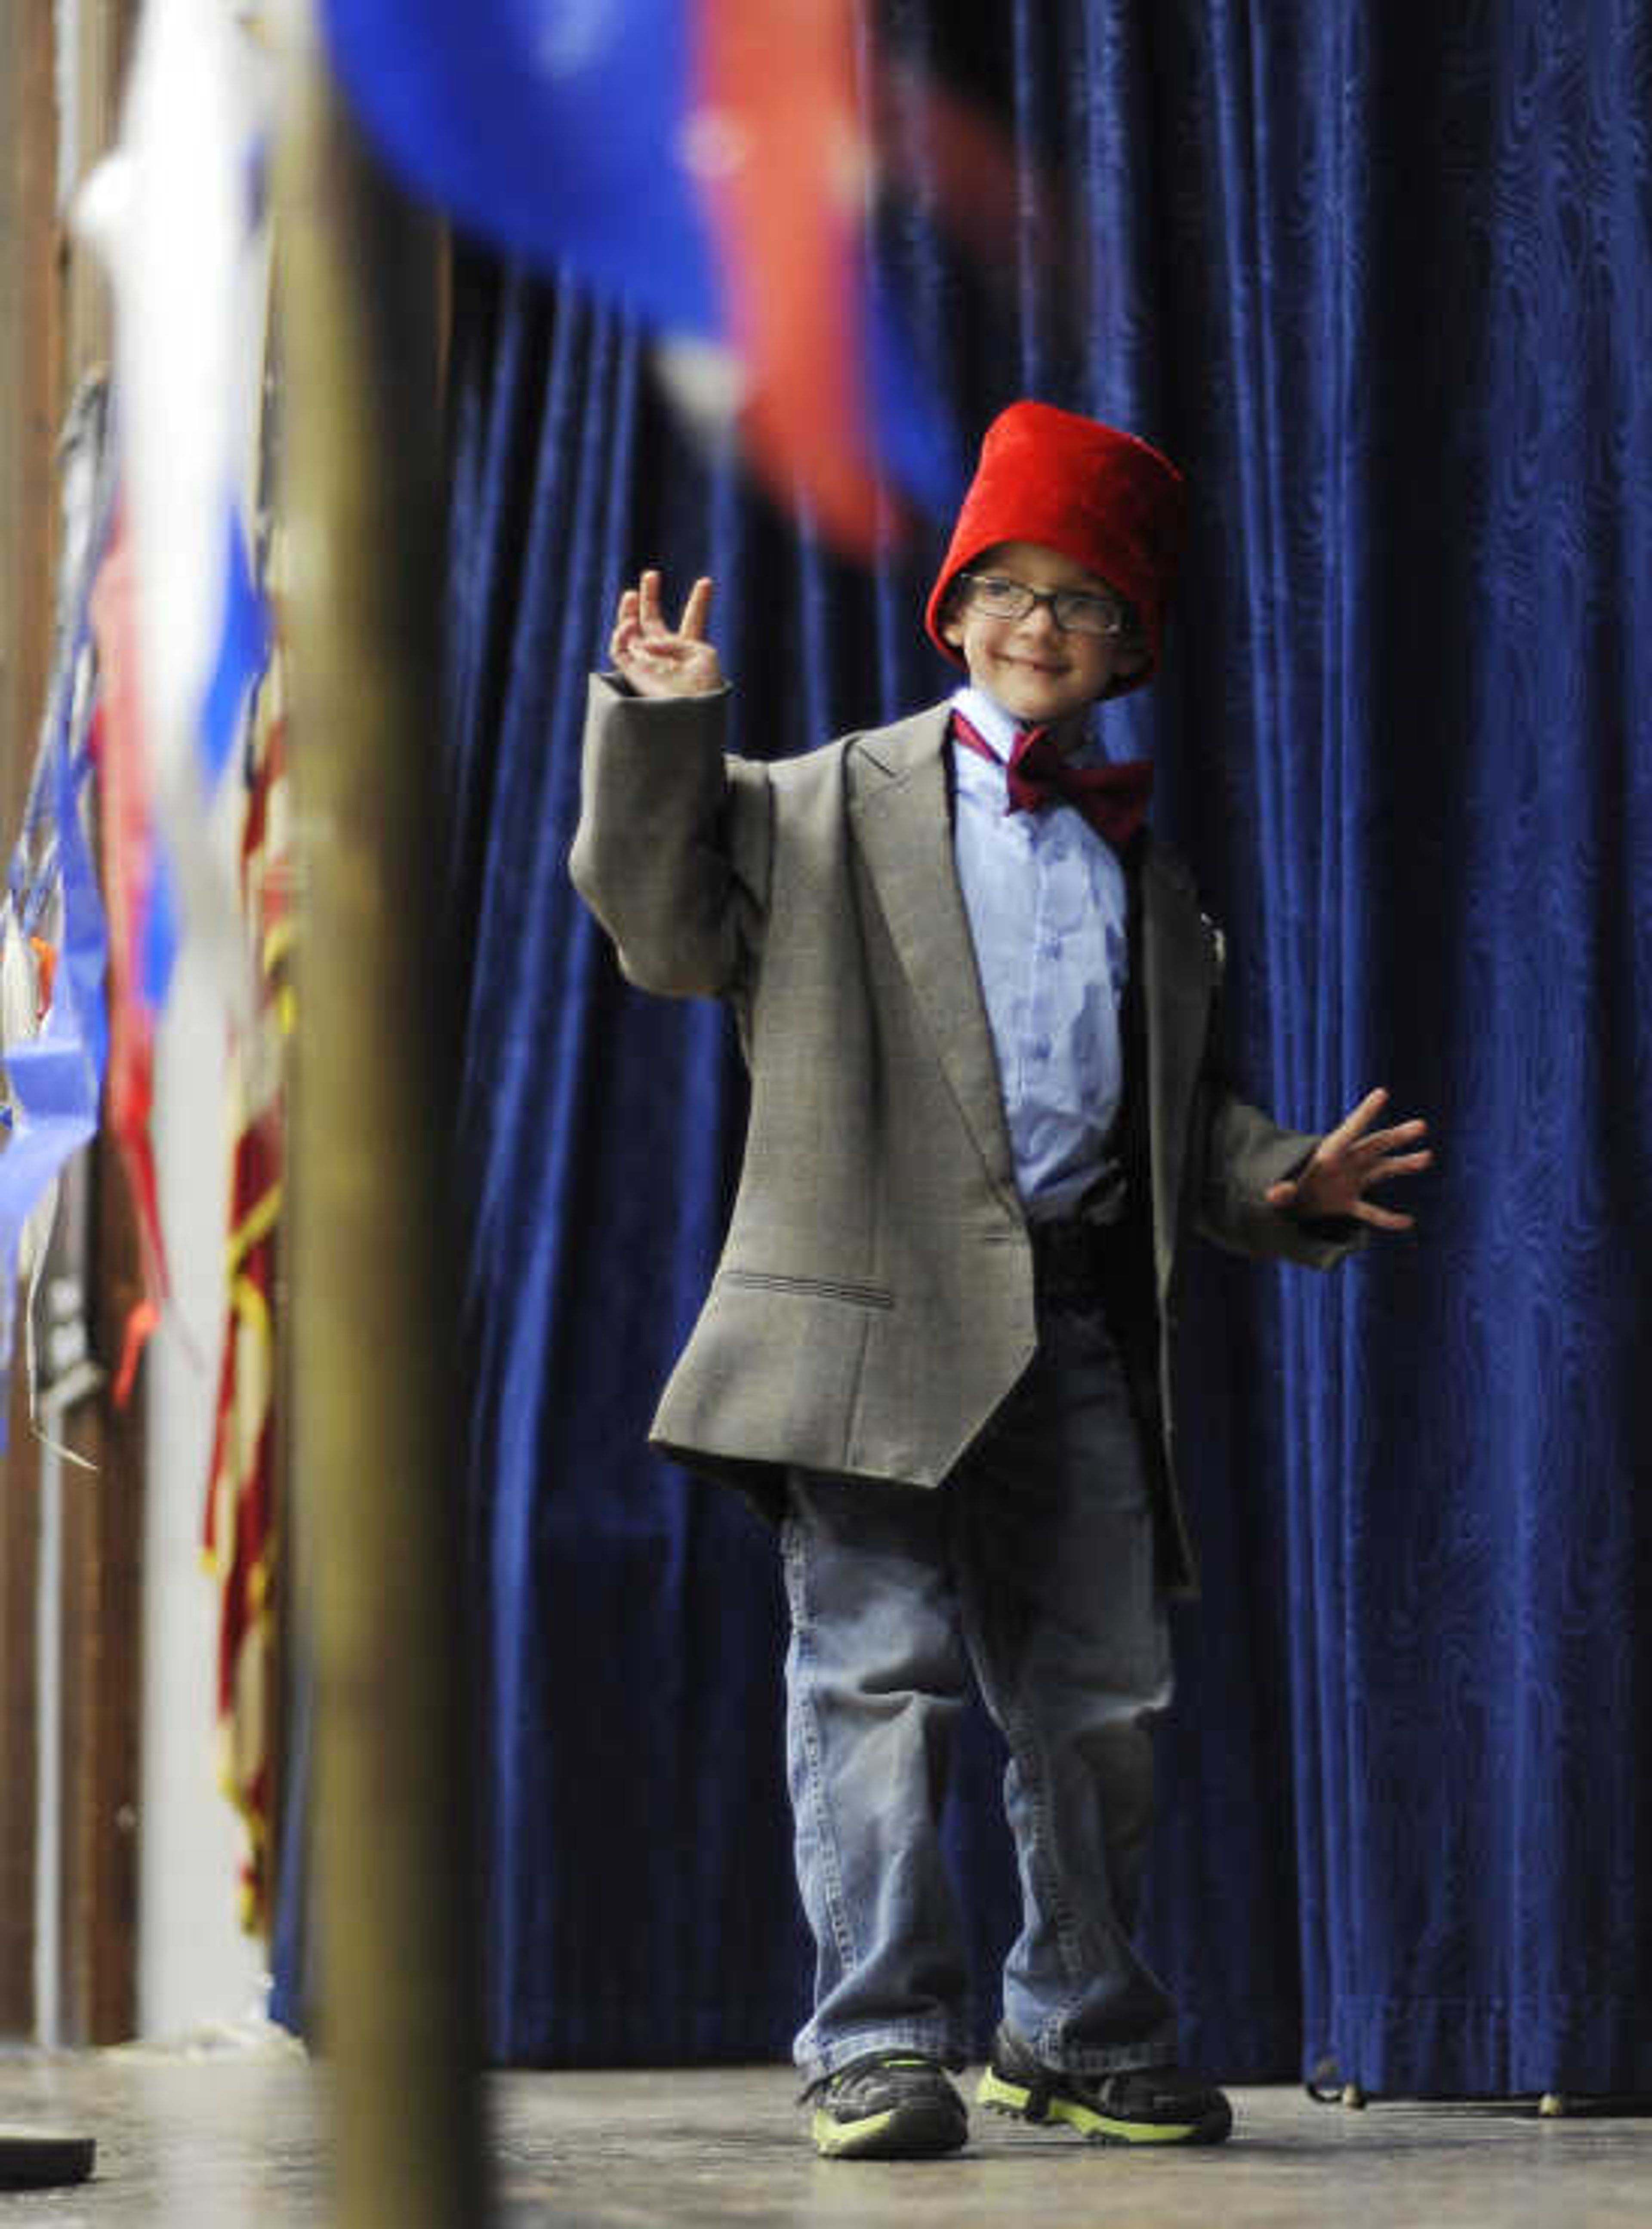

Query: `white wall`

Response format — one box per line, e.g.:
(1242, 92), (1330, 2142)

(139, 937), (268, 2038)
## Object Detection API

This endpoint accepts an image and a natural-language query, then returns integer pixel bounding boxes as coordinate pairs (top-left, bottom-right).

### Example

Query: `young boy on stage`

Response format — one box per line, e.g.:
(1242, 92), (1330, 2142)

(570, 401), (1428, 2158)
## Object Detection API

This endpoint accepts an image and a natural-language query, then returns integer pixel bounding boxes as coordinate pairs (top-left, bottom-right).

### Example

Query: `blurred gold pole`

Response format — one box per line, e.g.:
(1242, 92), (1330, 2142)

(274, 9), (487, 2227)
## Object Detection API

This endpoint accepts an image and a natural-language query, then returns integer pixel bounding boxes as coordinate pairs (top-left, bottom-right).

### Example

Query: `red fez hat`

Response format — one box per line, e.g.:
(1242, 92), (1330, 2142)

(925, 401), (1187, 697)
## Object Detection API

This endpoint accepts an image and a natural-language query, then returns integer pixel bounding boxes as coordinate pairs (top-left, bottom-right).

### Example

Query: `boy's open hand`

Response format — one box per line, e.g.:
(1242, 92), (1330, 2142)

(610, 569), (723, 698)
(1265, 1088), (1432, 1232)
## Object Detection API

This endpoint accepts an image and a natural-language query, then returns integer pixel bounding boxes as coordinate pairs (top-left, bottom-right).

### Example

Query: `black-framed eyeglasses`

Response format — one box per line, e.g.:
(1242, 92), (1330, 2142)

(958, 572), (1126, 638)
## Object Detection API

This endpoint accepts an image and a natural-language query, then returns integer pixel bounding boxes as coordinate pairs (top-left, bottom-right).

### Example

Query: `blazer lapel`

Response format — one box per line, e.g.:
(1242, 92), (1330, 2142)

(848, 707), (1021, 1218)
(1139, 842), (1220, 1298)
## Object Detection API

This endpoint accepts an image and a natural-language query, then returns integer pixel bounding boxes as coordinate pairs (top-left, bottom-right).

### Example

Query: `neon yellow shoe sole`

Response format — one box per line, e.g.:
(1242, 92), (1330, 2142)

(810, 2056), (968, 2159)
(977, 2062), (1232, 2146)
(811, 2099), (966, 2159)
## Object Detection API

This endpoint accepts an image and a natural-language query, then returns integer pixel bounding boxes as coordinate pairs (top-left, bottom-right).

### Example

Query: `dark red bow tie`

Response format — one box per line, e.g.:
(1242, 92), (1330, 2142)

(951, 710), (1153, 851)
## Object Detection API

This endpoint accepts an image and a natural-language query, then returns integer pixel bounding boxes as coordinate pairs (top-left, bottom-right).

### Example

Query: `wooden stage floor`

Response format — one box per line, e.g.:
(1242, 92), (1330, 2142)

(0, 2038), (1646, 2224)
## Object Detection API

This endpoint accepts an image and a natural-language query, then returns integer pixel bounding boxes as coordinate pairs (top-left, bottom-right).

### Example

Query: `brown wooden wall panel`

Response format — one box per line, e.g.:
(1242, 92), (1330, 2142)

(0, 0), (63, 2041)
(0, 1372), (41, 2035)
(0, 0), (62, 820)
(55, 1154), (144, 2043)
(0, 0), (144, 2042)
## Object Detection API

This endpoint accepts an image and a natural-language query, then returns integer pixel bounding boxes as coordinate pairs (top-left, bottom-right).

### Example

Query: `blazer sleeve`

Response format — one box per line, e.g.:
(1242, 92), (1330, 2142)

(1195, 1087), (1365, 1270)
(567, 675), (772, 1001)
(1186, 933), (1366, 1273)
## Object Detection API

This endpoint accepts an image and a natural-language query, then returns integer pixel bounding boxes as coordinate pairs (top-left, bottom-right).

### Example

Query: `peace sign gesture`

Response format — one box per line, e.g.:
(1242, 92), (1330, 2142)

(610, 569), (724, 700)
(1265, 1087), (1432, 1232)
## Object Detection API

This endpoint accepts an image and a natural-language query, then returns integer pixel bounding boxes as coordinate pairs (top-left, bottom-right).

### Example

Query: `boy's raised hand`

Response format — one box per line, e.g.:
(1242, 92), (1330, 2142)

(610, 569), (723, 699)
(1264, 1087), (1432, 1232)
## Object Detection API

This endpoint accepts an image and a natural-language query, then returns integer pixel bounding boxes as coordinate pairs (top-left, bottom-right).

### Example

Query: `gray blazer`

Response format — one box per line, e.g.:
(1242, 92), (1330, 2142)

(570, 681), (1358, 1594)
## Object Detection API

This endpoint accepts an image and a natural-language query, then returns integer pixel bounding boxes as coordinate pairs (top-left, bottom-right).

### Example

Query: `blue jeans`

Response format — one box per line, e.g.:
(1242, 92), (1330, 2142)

(782, 1299), (1177, 2083)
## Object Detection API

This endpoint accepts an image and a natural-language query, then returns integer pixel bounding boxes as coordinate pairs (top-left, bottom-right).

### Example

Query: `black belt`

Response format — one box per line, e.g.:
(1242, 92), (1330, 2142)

(1027, 1215), (1114, 1312)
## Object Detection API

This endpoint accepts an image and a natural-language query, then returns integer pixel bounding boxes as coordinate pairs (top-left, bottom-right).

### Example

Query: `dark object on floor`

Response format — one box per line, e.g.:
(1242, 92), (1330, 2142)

(0, 2125), (96, 2188)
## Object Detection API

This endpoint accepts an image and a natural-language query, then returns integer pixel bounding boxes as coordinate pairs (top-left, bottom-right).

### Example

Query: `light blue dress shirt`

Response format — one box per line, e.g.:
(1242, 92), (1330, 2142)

(949, 684), (1131, 1224)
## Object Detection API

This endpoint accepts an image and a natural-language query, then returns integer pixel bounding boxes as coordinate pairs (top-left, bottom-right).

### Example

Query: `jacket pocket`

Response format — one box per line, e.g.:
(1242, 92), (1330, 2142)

(718, 1268), (895, 1311)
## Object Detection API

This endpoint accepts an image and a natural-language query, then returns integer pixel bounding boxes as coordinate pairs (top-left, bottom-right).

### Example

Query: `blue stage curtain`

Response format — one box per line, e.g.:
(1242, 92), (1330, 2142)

(277, 1), (1652, 2093)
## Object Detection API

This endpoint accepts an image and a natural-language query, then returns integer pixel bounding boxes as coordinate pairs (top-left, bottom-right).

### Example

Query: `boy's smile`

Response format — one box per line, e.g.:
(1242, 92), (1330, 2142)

(942, 540), (1144, 730)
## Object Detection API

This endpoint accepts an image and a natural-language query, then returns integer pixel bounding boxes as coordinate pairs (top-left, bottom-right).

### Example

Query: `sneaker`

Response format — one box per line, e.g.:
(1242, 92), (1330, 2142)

(808, 2051), (969, 2160)
(978, 2021), (1233, 2146)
